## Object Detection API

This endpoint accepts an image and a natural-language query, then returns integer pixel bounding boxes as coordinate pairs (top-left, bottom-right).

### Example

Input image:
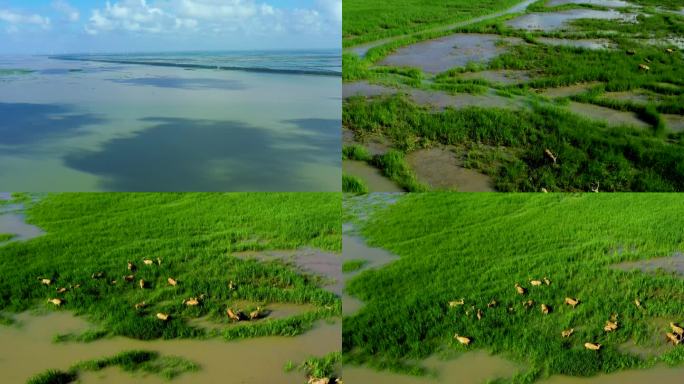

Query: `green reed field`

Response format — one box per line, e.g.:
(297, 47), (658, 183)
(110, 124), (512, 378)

(343, 193), (684, 382)
(0, 193), (341, 341)
(343, 1), (684, 192)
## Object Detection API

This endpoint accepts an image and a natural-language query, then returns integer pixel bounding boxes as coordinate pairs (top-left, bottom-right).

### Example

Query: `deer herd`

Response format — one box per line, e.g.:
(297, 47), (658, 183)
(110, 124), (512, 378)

(451, 278), (684, 351)
(39, 259), (271, 325)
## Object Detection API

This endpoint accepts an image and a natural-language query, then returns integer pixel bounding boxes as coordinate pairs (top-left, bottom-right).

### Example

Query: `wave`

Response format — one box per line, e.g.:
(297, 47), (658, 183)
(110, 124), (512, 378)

(51, 55), (342, 77)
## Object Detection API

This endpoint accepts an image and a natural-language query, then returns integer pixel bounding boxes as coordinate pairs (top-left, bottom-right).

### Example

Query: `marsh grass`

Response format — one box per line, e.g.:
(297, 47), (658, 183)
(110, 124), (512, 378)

(342, 260), (369, 273)
(27, 350), (198, 383)
(343, 194), (684, 383)
(0, 233), (15, 242)
(343, 175), (370, 195)
(0, 193), (341, 341)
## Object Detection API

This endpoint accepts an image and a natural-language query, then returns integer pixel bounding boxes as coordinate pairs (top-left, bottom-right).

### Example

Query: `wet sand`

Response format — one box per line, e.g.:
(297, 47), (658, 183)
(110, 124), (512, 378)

(406, 147), (495, 192)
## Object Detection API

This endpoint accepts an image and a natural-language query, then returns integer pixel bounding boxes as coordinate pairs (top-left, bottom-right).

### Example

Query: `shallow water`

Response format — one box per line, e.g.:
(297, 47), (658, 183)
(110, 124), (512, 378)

(546, 0), (630, 7)
(343, 81), (395, 98)
(539, 82), (601, 97)
(459, 70), (531, 85)
(539, 366), (684, 384)
(0, 55), (341, 191)
(662, 114), (684, 132)
(406, 148), (495, 192)
(537, 37), (615, 50)
(0, 311), (340, 384)
(506, 9), (636, 31)
(344, 351), (520, 383)
(0, 212), (44, 243)
(600, 90), (661, 105)
(611, 252), (684, 276)
(379, 34), (522, 74)
(343, 160), (404, 193)
(567, 101), (650, 127)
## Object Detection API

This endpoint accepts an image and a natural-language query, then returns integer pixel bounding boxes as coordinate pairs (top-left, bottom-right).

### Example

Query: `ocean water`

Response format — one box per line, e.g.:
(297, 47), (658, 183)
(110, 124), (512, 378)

(0, 51), (341, 191)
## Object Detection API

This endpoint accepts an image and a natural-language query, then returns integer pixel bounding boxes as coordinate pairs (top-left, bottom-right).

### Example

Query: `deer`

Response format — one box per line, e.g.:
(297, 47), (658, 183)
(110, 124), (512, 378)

(564, 297), (580, 309)
(544, 149), (557, 164)
(156, 313), (170, 321)
(167, 277), (178, 286)
(127, 261), (136, 272)
(92, 271), (104, 279)
(124, 274), (135, 282)
(449, 299), (465, 307)
(143, 259), (154, 266)
(250, 306), (264, 320)
(227, 307), (244, 321)
(666, 48), (675, 54)
(487, 300), (497, 308)
(47, 298), (62, 306)
(590, 182), (600, 193)
(561, 328), (574, 338)
(530, 280), (542, 286)
(666, 332), (680, 345)
(39, 278), (52, 286)
(515, 283), (526, 295)
(543, 277), (551, 285)
(541, 304), (550, 315)
(604, 320), (618, 332)
(670, 322), (684, 336)
(523, 300), (535, 309)
(56, 287), (67, 294)
(634, 298), (641, 308)
(134, 301), (146, 309)
(139, 279), (146, 289)
(584, 342), (601, 351)
(639, 64), (650, 71)
(477, 308), (483, 321)
(454, 334), (471, 346)
(183, 297), (200, 306)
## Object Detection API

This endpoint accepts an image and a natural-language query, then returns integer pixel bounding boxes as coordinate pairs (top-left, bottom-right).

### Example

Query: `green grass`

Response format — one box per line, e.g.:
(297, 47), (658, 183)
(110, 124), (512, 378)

(343, 174), (370, 194)
(343, 194), (684, 382)
(344, 93), (684, 191)
(343, 0), (522, 47)
(289, 352), (342, 381)
(0, 193), (341, 341)
(342, 260), (369, 273)
(26, 350), (198, 383)
(343, 145), (373, 162)
(0, 233), (15, 242)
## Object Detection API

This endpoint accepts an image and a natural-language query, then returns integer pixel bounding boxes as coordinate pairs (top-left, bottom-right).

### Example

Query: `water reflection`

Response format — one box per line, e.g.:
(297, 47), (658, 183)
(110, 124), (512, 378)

(110, 76), (248, 90)
(63, 117), (341, 191)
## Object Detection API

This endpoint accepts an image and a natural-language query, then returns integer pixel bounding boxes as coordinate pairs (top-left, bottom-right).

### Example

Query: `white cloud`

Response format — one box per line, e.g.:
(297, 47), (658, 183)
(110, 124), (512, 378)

(84, 0), (340, 37)
(52, 0), (80, 22)
(0, 9), (51, 29)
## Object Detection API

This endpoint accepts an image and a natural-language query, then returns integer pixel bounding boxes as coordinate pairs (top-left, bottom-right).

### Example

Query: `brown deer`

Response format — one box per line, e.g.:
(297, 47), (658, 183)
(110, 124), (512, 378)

(544, 149), (557, 164)
(666, 332), (680, 345)
(634, 298), (641, 308)
(139, 279), (146, 289)
(156, 313), (170, 321)
(541, 304), (550, 315)
(584, 342), (601, 351)
(543, 277), (551, 285)
(523, 300), (535, 309)
(92, 271), (104, 279)
(227, 307), (244, 321)
(134, 301), (146, 309)
(639, 64), (650, 71)
(47, 298), (62, 306)
(143, 259), (154, 266)
(487, 300), (497, 308)
(250, 306), (264, 320)
(670, 322), (684, 336)
(454, 334), (471, 346)
(561, 328), (574, 338)
(183, 297), (200, 306)
(39, 278), (52, 286)
(515, 283), (526, 295)
(477, 308), (483, 321)
(167, 277), (178, 286)
(530, 280), (542, 286)
(124, 274), (135, 282)
(564, 297), (579, 309)
(56, 287), (67, 294)
(604, 320), (618, 332)
(449, 299), (465, 307)
(127, 261), (136, 271)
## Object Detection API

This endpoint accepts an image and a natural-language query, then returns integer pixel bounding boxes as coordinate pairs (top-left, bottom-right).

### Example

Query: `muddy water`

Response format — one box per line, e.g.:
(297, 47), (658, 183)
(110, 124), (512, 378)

(406, 148), (495, 192)
(539, 366), (684, 384)
(343, 129), (391, 156)
(0, 311), (340, 384)
(567, 101), (650, 128)
(546, 0), (630, 7)
(662, 114), (684, 132)
(506, 9), (636, 31)
(459, 70), (530, 85)
(343, 160), (404, 193)
(233, 248), (343, 295)
(379, 34), (522, 74)
(611, 252), (684, 276)
(537, 37), (615, 50)
(343, 81), (396, 98)
(344, 351), (520, 383)
(601, 90), (661, 105)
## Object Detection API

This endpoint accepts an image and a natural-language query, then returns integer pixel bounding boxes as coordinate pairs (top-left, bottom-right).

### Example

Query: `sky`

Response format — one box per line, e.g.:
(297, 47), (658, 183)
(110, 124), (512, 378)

(0, 0), (341, 54)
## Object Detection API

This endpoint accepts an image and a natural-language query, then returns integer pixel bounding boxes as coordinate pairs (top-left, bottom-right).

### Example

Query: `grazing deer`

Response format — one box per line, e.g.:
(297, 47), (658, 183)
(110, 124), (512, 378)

(561, 328), (574, 338)
(541, 188), (549, 193)
(515, 283), (526, 295)
(639, 64), (650, 71)
(56, 287), (67, 293)
(167, 277), (178, 286)
(250, 306), (264, 320)
(228, 280), (236, 290)
(227, 307), (243, 321)
(543, 277), (551, 285)
(124, 274), (135, 282)
(127, 261), (136, 272)
(48, 298), (63, 306)
(308, 378), (330, 384)
(666, 332), (680, 345)
(143, 259), (154, 266)
(590, 182), (600, 193)
(523, 300), (535, 309)
(634, 298), (641, 308)
(139, 279), (146, 289)
(454, 334), (471, 346)
(544, 149), (557, 164)
(670, 322), (684, 336)
(564, 297), (580, 309)
(156, 313), (170, 321)
(92, 271), (104, 279)
(541, 304), (550, 315)
(449, 299), (465, 307)
(183, 297), (200, 306)
(477, 309), (483, 321)
(604, 320), (618, 332)
(666, 48), (675, 54)
(530, 280), (542, 286)
(584, 342), (601, 351)
(487, 300), (497, 308)
(111, 280), (117, 285)
(134, 301), (146, 309)
(39, 278), (52, 286)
